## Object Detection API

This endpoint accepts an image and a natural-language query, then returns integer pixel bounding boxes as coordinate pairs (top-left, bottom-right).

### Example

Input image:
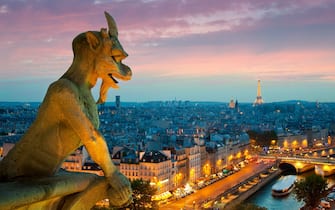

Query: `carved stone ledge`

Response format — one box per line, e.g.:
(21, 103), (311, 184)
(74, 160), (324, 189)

(0, 170), (108, 210)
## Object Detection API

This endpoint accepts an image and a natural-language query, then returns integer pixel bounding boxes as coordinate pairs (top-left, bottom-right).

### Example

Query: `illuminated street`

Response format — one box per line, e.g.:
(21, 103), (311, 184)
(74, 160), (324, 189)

(161, 161), (274, 210)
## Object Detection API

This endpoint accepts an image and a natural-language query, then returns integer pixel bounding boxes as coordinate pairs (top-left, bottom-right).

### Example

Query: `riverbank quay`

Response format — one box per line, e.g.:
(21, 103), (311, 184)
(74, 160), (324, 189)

(214, 167), (282, 209)
(160, 161), (276, 210)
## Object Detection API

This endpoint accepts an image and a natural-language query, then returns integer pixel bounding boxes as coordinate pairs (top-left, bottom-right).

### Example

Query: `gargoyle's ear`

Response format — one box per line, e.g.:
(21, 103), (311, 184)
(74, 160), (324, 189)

(86, 31), (100, 51)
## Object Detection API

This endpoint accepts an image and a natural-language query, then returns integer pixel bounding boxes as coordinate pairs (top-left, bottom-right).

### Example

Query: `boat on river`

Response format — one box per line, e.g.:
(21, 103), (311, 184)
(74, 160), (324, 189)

(271, 175), (297, 196)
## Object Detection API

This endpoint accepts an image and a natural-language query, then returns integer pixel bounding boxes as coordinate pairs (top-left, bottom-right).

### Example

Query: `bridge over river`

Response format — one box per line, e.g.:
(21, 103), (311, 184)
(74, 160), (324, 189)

(261, 155), (335, 176)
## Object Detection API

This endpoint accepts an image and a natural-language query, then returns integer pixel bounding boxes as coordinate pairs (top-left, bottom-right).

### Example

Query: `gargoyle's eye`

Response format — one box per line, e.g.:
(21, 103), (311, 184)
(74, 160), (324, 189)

(111, 55), (122, 62)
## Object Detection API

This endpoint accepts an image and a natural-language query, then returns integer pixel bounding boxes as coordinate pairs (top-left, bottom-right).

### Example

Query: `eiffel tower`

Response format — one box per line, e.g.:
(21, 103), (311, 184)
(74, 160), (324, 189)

(254, 80), (264, 105)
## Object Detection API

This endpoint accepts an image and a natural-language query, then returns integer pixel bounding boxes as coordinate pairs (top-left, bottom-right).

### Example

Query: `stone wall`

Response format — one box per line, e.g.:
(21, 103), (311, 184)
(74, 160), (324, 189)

(223, 169), (281, 210)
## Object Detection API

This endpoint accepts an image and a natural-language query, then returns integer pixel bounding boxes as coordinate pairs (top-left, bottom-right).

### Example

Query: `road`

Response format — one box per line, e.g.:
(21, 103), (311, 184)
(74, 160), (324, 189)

(160, 161), (274, 210)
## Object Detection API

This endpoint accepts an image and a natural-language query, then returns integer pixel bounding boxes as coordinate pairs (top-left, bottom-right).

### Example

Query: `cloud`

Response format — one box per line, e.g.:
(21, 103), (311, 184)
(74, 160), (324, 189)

(0, 0), (335, 102)
(22, 59), (33, 64)
(44, 37), (54, 43)
(321, 75), (335, 81)
(103, 0), (335, 42)
(0, 5), (8, 14)
(2, 0), (334, 45)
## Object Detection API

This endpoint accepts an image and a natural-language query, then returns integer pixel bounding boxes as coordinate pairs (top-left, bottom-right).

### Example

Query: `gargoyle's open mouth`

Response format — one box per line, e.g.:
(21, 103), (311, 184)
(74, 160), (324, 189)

(108, 73), (119, 84)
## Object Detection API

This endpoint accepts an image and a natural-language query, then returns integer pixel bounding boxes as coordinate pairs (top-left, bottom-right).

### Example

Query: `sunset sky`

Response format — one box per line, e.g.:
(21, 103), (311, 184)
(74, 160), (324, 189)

(0, 0), (335, 103)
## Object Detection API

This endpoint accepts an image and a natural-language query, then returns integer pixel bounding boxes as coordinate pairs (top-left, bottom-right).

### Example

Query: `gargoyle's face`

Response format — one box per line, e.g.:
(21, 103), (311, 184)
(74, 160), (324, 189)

(96, 34), (132, 89)
(95, 12), (132, 104)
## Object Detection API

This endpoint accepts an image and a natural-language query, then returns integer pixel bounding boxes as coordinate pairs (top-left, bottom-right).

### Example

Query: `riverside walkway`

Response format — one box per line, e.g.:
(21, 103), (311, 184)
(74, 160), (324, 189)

(160, 161), (276, 210)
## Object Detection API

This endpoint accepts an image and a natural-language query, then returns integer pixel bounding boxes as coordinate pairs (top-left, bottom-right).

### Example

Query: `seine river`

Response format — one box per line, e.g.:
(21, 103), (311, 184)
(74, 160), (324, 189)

(245, 171), (335, 210)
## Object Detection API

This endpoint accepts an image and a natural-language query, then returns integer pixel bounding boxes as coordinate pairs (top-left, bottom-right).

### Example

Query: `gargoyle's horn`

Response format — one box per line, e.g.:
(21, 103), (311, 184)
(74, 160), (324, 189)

(104, 11), (118, 37)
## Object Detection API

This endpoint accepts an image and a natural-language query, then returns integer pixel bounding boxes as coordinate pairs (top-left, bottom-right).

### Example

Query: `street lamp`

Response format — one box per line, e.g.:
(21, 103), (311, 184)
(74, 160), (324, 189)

(177, 172), (182, 187)
(190, 168), (195, 183)
(225, 144), (229, 167)
(228, 155), (233, 163)
(237, 152), (241, 159)
(244, 149), (249, 159)
(216, 159), (222, 172)
(174, 173), (178, 188)
(204, 163), (210, 177)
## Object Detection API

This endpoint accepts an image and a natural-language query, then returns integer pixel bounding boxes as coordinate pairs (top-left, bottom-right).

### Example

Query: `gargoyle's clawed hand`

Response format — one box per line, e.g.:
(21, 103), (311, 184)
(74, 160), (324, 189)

(107, 170), (133, 207)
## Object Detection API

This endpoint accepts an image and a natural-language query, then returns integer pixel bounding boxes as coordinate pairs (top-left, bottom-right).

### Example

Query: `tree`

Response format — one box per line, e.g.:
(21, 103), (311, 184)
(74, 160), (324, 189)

(92, 179), (158, 210)
(293, 174), (327, 209)
(233, 203), (267, 210)
(127, 179), (158, 210)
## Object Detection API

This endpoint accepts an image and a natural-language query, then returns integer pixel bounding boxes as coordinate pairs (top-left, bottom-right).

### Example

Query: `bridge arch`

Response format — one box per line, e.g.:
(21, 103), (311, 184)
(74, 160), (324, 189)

(279, 162), (297, 174)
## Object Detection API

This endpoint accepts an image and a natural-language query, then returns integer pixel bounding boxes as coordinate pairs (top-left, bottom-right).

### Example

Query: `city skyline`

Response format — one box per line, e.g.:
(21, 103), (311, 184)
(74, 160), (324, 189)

(0, 0), (335, 103)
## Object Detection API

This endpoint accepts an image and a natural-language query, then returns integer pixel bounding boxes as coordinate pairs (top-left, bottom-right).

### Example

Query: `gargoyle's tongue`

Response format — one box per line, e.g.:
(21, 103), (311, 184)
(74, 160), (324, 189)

(108, 73), (119, 83)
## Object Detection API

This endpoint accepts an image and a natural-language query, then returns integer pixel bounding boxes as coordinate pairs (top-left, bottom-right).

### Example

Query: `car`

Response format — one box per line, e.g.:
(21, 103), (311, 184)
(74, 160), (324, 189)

(322, 197), (333, 202)
(315, 205), (325, 210)
(320, 200), (331, 209)
(327, 192), (335, 200)
(326, 197), (334, 202)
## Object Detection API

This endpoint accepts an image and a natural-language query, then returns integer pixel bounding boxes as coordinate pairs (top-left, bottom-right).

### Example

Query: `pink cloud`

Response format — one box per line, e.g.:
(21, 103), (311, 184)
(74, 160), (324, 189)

(129, 45), (335, 83)
(103, 0), (335, 43)
(0, 0), (335, 85)
(1, 0), (334, 46)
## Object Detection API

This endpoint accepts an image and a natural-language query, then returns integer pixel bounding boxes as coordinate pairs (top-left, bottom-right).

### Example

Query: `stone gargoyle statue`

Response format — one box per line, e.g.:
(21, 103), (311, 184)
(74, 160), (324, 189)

(0, 11), (132, 209)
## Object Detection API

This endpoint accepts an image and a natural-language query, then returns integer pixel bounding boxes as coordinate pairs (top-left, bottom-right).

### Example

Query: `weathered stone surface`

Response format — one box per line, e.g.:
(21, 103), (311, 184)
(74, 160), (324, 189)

(0, 11), (132, 209)
(0, 171), (102, 210)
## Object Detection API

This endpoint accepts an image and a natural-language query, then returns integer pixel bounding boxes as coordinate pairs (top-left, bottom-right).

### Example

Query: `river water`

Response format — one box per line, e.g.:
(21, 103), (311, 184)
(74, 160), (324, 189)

(246, 171), (335, 210)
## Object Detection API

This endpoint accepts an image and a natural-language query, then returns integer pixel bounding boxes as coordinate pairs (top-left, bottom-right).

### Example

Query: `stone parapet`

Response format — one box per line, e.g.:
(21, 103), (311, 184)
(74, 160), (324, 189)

(0, 170), (107, 210)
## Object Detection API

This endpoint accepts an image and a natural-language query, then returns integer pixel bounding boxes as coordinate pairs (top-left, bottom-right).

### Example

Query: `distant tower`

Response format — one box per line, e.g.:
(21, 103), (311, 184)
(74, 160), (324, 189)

(115, 95), (120, 109)
(235, 100), (239, 112)
(254, 80), (264, 105)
